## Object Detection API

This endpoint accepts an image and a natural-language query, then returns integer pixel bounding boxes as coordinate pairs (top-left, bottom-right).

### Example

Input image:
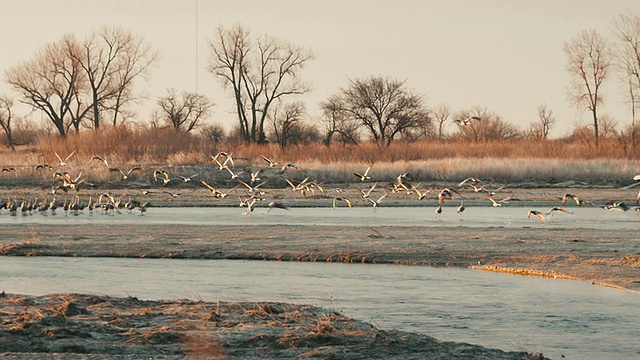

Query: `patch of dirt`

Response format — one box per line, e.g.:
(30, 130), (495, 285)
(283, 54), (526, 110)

(0, 292), (547, 359)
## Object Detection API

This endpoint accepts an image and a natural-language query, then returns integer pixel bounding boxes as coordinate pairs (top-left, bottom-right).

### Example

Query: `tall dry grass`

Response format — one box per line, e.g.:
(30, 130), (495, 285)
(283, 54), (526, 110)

(1, 128), (639, 188)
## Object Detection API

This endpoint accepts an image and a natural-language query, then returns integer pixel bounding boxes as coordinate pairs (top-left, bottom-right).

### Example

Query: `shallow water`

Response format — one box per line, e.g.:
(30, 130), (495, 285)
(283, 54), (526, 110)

(1, 205), (639, 230)
(2, 257), (639, 360)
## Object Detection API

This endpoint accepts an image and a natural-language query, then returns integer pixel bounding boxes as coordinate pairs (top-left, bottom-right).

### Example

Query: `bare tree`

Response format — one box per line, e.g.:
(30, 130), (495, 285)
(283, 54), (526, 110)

(76, 25), (158, 129)
(157, 88), (214, 133)
(5, 35), (87, 137)
(564, 29), (612, 146)
(611, 14), (640, 147)
(432, 104), (451, 139)
(0, 95), (16, 150)
(207, 24), (313, 143)
(534, 103), (556, 140)
(322, 76), (431, 146)
(269, 101), (305, 148)
(320, 99), (360, 145)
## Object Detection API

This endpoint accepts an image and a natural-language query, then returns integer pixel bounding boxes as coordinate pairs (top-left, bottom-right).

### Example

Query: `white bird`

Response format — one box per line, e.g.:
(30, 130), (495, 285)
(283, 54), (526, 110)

(359, 182), (378, 200)
(487, 197), (502, 207)
(261, 155), (279, 168)
(200, 180), (228, 198)
(367, 193), (387, 208)
(54, 150), (76, 166)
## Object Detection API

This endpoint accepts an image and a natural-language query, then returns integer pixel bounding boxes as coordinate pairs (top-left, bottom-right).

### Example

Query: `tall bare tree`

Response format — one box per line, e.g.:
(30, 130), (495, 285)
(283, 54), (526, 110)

(564, 29), (612, 146)
(5, 35), (86, 137)
(536, 103), (556, 140)
(0, 95), (16, 150)
(157, 88), (214, 133)
(207, 24), (313, 143)
(5, 28), (157, 136)
(76, 25), (158, 129)
(433, 104), (451, 139)
(322, 76), (430, 146)
(611, 14), (640, 147)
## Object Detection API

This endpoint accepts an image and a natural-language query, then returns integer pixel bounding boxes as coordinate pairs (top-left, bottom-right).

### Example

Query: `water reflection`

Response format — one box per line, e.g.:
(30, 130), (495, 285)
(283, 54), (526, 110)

(1, 257), (639, 360)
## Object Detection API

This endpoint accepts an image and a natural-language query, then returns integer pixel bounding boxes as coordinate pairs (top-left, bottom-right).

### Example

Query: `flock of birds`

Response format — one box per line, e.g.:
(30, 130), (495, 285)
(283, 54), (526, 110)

(2, 150), (640, 223)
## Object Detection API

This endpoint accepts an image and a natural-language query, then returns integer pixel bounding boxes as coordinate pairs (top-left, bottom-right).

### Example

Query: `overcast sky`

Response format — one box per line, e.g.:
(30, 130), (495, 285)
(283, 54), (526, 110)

(1, 0), (638, 137)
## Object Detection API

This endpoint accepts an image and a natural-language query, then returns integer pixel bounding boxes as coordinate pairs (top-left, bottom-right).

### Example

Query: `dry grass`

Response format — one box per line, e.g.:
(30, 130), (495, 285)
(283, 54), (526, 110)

(1, 129), (640, 188)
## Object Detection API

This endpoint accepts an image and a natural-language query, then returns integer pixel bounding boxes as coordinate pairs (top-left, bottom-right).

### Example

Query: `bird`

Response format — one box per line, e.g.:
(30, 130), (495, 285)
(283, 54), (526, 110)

(354, 166), (372, 181)
(438, 188), (460, 204)
(367, 193), (387, 208)
(223, 166), (243, 180)
(454, 116), (481, 126)
(35, 164), (53, 171)
(53, 150), (76, 166)
(200, 180), (228, 198)
(458, 177), (482, 188)
(332, 197), (352, 208)
(137, 202), (149, 216)
(153, 170), (170, 183)
(211, 155), (233, 171)
(213, 151), (235, 167)
(410, 184), (432, 201)
(1, 167), (17, 176)
(110, 166), (141, 180)
(261, 155), (279, 168)
(238, 179), (267, 195)
(358, 182), (378, 200)
(603, 201), (630, 211)
(546, 207), (573, 216)
(527, 210), (546, 223)
(267, 201), (288, 211)
(88, 155), (109, 167)
(280, 163), (301, 173)
(562, 193), (581, 206)
(435, 204), (443, 218)
(177, 174), (199, 183)
(457, 200), (465, 214)
(249, 170), (262, 184)
(487, 197), (502, 207)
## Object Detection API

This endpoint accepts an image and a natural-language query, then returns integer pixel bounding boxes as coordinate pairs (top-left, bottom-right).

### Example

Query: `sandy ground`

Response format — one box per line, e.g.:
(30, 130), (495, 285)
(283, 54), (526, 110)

(2, 186), (639, 359)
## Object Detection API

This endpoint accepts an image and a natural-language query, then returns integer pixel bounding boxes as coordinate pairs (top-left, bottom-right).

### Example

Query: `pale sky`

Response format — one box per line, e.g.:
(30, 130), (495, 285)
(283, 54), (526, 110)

(1, 0), (639, 137)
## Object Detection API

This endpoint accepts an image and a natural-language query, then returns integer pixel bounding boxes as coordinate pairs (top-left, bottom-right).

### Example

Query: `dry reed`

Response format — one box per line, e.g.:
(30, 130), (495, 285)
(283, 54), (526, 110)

(1, 128), (640, 187)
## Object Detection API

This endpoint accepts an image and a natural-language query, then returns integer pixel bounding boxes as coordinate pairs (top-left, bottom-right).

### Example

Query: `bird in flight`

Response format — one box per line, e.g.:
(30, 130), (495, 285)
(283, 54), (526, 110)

(332, 197), (352, 208)
(200, 180), (228, 198)
(546, 207), (573, 216)
(88, 155), (109, 167)
(354, 166), (372, 182)
(261, 155), (279, 168)
(454, 116), (481, 126)
(267, 201), (288, 211)
(177, 173), (199, 183)
(562, 193), (581, 206)
(54, 150), (76, 166)
(527, 210), (545, 223)
(110, 166), (141, 181)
